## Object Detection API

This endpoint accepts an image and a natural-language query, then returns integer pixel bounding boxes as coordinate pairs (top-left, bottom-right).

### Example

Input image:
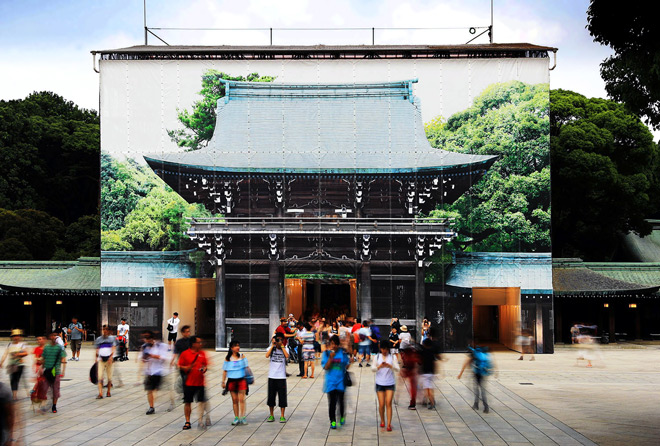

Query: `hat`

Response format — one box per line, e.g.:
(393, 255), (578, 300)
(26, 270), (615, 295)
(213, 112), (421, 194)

(400, 325), (408, 332)
(288, 314), (294, 317)
(280, 317), (287, 322)
(10, 329), (23, 337)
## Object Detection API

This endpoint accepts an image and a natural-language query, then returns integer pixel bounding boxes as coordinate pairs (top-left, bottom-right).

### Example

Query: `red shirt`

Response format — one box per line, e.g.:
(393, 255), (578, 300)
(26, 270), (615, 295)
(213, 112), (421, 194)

(275, 325), (292, 346)
(352, 323), (362, 343)
(178, 349), (208, 387)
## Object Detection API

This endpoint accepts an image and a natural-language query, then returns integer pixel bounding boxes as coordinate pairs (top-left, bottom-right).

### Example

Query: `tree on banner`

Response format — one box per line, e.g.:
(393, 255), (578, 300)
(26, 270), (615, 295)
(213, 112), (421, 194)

(426, 81), (550, 253)
(167, 71), (275, 151)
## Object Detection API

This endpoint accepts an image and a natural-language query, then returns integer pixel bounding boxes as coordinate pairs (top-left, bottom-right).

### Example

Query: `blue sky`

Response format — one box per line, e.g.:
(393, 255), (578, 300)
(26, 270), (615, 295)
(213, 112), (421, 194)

(1, 0), (615, 112)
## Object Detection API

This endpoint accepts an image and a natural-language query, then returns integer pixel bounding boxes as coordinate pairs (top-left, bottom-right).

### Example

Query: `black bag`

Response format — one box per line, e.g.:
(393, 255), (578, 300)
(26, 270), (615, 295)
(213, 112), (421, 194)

(167, 323), (174, 332)
(89, 362), (98, 385)
(100, 355), (111, 362)
(344, 371), (353, 387)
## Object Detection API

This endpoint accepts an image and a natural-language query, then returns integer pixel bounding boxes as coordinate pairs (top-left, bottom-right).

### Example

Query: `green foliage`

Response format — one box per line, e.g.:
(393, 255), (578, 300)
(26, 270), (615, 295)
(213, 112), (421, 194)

(587, 2), (660, 130)
(427, 81), (551, 252)
(550, 89), (660, 260)
(100, 153), (212, 251)
(168, 71), (275, 151)
(0, 92), (100, 260)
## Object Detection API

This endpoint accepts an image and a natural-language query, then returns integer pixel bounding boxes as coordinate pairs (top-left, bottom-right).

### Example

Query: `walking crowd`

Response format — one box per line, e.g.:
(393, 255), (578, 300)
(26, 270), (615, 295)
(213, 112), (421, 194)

(0, 311), (502, 444)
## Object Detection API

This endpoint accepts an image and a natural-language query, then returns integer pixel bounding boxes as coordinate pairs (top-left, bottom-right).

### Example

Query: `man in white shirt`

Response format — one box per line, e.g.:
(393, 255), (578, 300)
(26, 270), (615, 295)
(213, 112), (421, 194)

(117, 318), (130, 359)
(166, 312), (181, 350)
(265, 334), (289, 423)
(357, 320), (373, 367)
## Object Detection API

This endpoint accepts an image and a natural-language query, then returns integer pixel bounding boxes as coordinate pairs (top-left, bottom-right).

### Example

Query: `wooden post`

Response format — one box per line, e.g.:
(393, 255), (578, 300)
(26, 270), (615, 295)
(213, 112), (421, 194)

(215, 263), (226, 350)
(415, 264), (425, 339)
(269, 261), (281, 337)
(360, 262), (372, 321)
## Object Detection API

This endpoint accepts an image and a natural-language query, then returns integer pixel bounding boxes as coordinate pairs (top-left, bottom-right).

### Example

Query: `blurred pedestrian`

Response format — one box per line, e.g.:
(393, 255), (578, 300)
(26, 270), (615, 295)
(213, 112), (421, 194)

(420, 338), (441, 409)
(140, 330), (169, 415)
(222, 340), (249, 425)
(40, 331), (66, 413)
(265, 334), (288, 423)
(0, 329), (28, 400)
(94, 325), (117, 399)
(458, 345), (493, 413)
(300, 322), (316, 378)
(322, 335), (349, 429)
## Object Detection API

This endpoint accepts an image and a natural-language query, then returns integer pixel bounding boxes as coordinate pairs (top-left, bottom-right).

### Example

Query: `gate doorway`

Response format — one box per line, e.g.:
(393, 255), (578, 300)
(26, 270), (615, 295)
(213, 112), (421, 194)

(285, 278), (356, 320)
(472, 287), (521, 352)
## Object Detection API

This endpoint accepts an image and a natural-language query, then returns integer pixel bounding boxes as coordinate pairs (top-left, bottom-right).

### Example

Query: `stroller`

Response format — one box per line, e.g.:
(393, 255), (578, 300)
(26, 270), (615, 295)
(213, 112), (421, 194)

(287, 338), (300, 364)
(114, 335), (129, 361)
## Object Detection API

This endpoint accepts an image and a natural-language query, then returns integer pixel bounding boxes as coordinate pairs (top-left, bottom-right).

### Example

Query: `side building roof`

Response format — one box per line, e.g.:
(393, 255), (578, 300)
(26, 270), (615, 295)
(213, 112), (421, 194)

(101, 251), (196, 292)
(0, 257), (100, 292)
(552, 258), (659, 296)
(145, 80), (497, 175)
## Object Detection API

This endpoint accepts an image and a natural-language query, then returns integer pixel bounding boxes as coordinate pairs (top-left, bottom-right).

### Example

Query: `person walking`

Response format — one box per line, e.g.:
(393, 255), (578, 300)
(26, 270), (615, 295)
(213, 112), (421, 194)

(399, 326), (420, 410)
(265, 334), (288, 423)
(222, 340), (249, 425)
(67, 317), (84, 361)
(322, 335), (349, 429)
(178, 336), (210, 430)
(140, 330), (170, 415)
(41, 331), (66, 413)
(458, 345), (493, 413)
(357, 320), (372, 367)
(372, 339), (399, 431)
(94, 325), (117, 399)
(388, 326), (401, 364)
(0, 330), (28, 400)
(117, 317), (130, 359)
(300, 322), (316, 378)
(420, 338), (441, 409)
(166, 312), (181, 350)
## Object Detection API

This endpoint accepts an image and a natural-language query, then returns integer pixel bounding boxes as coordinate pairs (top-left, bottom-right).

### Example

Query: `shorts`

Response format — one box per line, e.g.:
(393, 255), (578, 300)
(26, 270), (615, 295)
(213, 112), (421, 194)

(267, 378), (287, 408)
(375, 384), (395, 392)
(302, 350), (316, 361)
(98, 358), (114, 382)
(144, 374), (163, 391)
(168, 332), (178, 342)
(183, 385), (206, 403)
(45, 375), (61, 399)
(421, 373), (435, 389)
(70, 339), (82, 352)
(226, 377), (248, 392)
(390, 348), (399, 355)
(358, 344), (371, 356)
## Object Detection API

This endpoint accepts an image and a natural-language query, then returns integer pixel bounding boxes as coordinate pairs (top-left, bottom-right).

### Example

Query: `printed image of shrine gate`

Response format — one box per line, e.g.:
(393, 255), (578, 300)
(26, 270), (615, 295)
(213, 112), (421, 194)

(146, 79), (502, 350)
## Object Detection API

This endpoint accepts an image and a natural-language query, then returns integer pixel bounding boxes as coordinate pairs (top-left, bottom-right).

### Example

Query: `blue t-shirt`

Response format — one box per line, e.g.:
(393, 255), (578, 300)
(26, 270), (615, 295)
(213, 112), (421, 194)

(223, 356), (248, 379)
(371, 325), (381, 341)
(321, 349), (349, 393)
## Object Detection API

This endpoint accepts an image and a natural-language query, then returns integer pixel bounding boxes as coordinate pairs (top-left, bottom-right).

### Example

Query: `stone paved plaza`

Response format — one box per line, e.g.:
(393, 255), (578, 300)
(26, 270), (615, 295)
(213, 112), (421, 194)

(5, 342), (660, 445)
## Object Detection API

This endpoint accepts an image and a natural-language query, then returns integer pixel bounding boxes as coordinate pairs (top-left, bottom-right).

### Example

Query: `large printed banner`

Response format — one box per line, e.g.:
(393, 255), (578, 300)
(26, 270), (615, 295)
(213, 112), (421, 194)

(100, 55), (551, 347)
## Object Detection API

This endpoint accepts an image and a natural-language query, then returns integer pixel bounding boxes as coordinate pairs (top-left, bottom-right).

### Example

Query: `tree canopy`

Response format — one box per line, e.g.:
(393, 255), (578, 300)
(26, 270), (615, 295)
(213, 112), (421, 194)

(426, 81), (551, 253)
(550, 89), (660, 260)
(587, 1), (660, 130)
(101, 154), (211, 251)
(167, 71), (275, 151)
(0, 92), (99, 260)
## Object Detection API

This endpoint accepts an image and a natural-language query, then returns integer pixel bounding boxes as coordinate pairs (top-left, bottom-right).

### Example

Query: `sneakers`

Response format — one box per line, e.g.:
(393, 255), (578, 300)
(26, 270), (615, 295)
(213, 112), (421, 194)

(279, 416), (286, 423)
(146, 407), (155, 415)
(358, 363), (363, 367)
(75, 357), (79, 361)
(366, 363), (370, 367)
(266, 415), (275, 422)
(340, 417), (345, 426)
(483, 406), (490, 414)
(330, 421), (337, 429)
(51, 404), (57, 413)
(68, 357), (75, 361)
(231, 417), (240, 425)
(240, 417), (248, 425)
(408, 405), (416, 410)
(472, 403), (479, 410)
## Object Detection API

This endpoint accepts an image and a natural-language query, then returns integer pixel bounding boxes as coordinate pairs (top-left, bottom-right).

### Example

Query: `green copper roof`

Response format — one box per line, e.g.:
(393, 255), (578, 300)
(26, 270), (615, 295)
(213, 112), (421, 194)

(552, 259), (659, 295)
(0, 257), (100, 291)
(145, 80), (497, 175)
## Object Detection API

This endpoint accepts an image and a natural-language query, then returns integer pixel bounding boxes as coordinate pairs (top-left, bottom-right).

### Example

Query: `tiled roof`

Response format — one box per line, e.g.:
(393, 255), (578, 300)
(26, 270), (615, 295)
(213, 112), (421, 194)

(552, 259), (659, 295)
(445, 252), (552, 293)
(145, 80), (497, 174)
(0, 258), (100, 291)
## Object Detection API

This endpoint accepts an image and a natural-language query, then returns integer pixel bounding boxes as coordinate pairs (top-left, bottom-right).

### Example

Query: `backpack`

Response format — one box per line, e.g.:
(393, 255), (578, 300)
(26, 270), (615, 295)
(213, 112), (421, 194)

(469, 347), (492, 376)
